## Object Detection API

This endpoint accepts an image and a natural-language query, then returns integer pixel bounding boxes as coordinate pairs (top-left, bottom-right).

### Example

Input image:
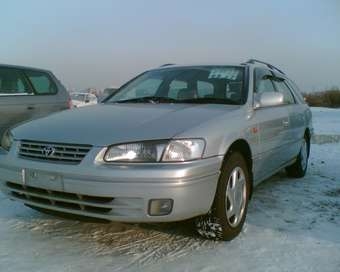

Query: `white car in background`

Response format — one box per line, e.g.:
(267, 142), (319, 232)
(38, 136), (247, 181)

(71, 92), (98, 108)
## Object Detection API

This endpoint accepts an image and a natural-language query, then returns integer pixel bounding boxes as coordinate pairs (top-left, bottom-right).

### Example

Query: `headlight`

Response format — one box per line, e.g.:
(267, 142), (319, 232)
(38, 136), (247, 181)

(1, 130), (13, 151)
(104, 141), (168, 162)
(104, 139), (205, 163)
(162, 139), (205, 162)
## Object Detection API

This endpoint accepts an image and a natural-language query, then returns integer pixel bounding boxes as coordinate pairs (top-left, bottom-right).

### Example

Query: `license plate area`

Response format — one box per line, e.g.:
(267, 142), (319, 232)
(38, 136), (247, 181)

(25, 169), (63, 191)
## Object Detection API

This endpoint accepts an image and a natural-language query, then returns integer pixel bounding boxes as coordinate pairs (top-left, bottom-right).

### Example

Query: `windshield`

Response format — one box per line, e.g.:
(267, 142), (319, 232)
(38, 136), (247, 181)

(106, 66), (246, 105)
(71, 93), (86, 101)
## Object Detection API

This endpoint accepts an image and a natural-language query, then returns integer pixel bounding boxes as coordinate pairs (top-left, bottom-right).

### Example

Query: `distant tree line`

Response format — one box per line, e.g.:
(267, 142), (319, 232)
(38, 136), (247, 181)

(303, 88), (340, 108)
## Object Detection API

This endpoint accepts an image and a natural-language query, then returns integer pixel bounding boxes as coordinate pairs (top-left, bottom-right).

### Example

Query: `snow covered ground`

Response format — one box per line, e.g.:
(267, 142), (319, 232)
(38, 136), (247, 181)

(311, 107), (340, 145)
(312, 107), (340, 136)
(0, 107), (339, 272)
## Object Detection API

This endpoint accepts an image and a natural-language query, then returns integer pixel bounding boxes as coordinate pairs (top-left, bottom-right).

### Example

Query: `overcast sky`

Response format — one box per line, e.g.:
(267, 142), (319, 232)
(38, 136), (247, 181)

(1, 0), (339, 92)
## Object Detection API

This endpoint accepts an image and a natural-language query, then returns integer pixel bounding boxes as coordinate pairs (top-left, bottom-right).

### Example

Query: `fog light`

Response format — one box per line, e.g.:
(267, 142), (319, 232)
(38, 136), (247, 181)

(148, 199), (173, 216)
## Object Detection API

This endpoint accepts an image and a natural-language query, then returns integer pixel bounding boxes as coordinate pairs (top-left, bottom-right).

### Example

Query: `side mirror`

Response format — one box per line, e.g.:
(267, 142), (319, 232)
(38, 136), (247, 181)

(85, 99), (90, 103)
(254, 92), (284, 108)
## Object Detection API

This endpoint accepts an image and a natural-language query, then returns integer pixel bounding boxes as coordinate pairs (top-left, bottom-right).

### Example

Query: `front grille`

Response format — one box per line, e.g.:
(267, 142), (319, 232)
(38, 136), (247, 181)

(19, 140), (92, 164)
(6, 182), (114, 214)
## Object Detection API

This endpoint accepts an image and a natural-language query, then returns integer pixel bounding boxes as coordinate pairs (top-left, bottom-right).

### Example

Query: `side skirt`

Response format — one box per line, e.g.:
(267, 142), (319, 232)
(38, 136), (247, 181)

(253, 158), (297, 187)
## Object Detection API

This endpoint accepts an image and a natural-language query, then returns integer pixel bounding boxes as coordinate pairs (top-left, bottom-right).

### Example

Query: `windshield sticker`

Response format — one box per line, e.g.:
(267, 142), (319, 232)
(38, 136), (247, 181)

(208, 68), (239, 80)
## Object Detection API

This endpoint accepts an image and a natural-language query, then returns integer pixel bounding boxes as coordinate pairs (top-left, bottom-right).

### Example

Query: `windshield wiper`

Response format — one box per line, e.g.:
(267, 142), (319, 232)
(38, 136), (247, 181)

(113, 96), (179, 104)
(178, 97), (240, 105)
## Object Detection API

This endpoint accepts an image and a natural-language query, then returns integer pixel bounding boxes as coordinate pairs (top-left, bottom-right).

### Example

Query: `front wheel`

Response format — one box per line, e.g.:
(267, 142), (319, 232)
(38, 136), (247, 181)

(195, 152), (251, 241)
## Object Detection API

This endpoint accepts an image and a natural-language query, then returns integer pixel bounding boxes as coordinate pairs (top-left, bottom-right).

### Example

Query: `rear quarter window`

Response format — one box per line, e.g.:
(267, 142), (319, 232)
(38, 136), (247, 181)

(24, 70), (57, 95)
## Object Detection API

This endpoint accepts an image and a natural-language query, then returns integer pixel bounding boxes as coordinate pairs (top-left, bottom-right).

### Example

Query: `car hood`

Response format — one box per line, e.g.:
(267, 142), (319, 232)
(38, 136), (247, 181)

(12, 103), (240, 146)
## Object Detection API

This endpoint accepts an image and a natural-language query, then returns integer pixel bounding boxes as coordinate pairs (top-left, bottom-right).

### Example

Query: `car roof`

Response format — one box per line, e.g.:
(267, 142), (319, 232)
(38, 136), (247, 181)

(153, 61), (286, 76)
(0, 63), (52, 73)
(153, 63), (245, 70)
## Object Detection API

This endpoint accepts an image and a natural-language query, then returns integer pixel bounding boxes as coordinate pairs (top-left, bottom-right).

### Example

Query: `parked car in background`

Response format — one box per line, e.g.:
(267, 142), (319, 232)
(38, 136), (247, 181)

(0, 60), (313, 241)
(0, 64), (71, 139)
(71, 92), (98, 108)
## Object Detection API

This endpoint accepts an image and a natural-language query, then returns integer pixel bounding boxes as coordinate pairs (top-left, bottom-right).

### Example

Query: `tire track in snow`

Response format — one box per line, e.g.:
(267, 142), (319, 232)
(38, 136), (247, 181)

(9, 218), (217, 269)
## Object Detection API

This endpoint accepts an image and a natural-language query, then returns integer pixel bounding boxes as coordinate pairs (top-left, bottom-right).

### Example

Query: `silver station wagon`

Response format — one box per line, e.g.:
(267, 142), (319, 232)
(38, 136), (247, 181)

(0, 60), (313, 240)
(0, 64), (71, 139)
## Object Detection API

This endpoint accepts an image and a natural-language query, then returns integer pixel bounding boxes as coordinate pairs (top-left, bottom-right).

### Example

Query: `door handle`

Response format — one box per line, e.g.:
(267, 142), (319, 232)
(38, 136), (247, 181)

(282, 120), (289, 127)
(27, 106), (35, 110)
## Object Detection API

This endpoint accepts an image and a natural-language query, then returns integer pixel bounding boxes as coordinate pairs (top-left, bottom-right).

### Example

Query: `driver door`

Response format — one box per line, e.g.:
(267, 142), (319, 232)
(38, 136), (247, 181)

(252, 68), (291, 182)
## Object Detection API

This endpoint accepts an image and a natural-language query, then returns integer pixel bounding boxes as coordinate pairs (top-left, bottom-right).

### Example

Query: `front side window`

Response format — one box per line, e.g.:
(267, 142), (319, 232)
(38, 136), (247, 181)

(286, 79), (305, 104)
(254, 68), (276, 94)
(107, 66), (245, 105)
(0, 68), (32, 95)
(24, 70), (57, 95)
(273, 80), (295, 104)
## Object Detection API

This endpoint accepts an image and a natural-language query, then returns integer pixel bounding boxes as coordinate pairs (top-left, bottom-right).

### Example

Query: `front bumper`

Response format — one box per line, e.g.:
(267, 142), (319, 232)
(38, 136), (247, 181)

(0, 144), (223, 222)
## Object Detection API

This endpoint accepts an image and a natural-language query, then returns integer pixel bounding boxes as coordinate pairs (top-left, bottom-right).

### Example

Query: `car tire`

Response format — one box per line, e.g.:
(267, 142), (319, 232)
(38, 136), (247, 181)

(195, 152), (251, 241)
(285, 136), (309, 178)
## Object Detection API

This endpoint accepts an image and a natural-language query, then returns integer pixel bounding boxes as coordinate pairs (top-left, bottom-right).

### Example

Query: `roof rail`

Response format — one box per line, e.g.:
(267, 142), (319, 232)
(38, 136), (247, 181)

(245, 59), (285, 75)
(159, 63), (175, 67)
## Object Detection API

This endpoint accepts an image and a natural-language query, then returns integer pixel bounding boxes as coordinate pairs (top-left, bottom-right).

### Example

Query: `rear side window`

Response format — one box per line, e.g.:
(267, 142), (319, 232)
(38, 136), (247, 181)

(0, 68), (32, 95)
(24, 70), (57, 95)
